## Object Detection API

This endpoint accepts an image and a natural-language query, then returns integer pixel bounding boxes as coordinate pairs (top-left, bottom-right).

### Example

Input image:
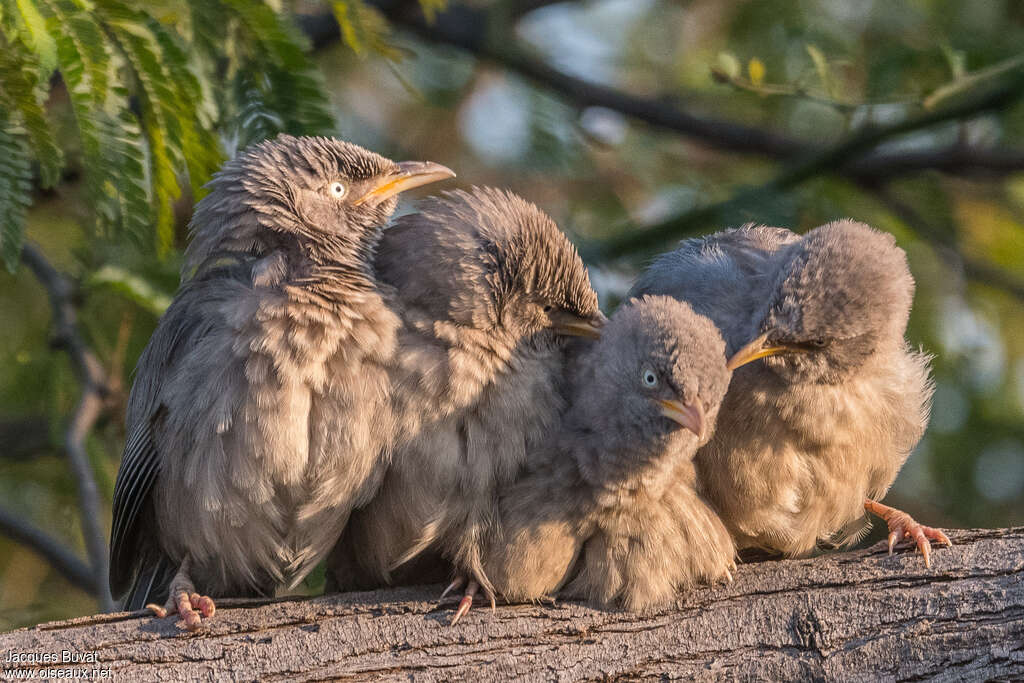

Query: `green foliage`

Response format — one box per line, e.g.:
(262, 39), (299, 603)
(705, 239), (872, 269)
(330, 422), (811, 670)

(0, 114), (33, 271)
(332, 0), (447, 60)
(0, 0), (339, 268)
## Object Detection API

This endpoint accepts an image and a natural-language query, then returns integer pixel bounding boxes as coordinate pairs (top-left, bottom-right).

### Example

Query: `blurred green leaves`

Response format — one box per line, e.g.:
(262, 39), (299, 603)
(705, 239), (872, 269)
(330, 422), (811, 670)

(0, 0), (339, 269)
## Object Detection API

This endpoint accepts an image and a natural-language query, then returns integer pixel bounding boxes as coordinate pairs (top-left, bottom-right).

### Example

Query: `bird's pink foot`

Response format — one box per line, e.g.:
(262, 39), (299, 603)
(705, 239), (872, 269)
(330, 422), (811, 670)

(864, 499), (952, 569)
(441, 576), (497, 625)
(146, 591), (215, 631)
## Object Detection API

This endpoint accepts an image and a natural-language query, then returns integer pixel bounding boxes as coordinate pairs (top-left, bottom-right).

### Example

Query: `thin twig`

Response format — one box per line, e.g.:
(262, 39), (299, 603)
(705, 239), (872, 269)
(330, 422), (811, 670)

(20, 243), (115, 611)
(0, 505), (98, 596)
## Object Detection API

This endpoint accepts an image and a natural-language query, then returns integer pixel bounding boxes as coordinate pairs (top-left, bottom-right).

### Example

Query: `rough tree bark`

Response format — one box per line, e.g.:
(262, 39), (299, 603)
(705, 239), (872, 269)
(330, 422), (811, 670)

(2, 528), (1022, 681)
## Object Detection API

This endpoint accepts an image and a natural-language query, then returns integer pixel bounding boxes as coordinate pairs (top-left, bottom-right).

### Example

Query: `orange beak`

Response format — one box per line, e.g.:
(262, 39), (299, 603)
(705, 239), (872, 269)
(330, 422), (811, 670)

(352, 161), (456, 206)
(726, 331), (802, 371)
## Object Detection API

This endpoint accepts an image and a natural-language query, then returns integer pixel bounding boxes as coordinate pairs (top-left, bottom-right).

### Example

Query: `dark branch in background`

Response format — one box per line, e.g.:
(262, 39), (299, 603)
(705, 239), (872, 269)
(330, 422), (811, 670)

(0, 506), (97, 595)
(591, 72), (1024, 258)
(298, 5), (1024, 180)
(294, 4), (1024, 300)
(20, 244), (115, 611)
(0, 416), (52, 460)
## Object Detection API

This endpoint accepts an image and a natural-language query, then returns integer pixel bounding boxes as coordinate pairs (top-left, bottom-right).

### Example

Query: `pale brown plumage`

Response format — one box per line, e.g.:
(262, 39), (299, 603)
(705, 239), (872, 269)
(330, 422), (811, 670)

(328, 188), (604, 607)
(479, 296), (736, 611)
(630, 220), (946, 565)
(108, 135), (453, 628)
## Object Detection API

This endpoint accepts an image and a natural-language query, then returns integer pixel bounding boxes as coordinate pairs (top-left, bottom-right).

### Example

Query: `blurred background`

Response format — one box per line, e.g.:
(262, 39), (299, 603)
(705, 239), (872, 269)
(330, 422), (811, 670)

(1, 0), (1023, 630)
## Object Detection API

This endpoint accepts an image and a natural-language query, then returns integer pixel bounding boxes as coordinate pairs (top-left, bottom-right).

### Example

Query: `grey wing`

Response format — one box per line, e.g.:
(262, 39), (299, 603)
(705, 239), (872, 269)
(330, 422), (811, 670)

(108, 267), (247, 602)
(628, 225), (799, 350)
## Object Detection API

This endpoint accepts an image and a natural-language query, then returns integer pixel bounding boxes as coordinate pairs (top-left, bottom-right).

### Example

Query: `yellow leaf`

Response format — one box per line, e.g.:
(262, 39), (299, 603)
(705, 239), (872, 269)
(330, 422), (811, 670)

(748, 58), (765, 86)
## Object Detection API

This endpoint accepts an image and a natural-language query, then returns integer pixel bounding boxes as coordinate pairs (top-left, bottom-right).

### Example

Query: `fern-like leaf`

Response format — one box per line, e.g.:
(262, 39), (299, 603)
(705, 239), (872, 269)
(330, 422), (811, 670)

(0, 114), (33, 271)
(0, 5), (63, 188)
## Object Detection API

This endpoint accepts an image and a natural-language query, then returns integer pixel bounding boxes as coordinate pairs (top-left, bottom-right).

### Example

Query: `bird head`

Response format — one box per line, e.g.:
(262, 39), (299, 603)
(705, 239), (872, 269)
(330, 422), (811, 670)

(389, 187), (604, 344)
(730, 220), (914, 383)
(184, 134), (454, 273)
(576, 295), (731, 450)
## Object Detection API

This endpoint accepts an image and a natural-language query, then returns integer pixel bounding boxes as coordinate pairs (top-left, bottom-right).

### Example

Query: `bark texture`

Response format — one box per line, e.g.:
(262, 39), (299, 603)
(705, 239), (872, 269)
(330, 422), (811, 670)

(2, 528), (1022, 681)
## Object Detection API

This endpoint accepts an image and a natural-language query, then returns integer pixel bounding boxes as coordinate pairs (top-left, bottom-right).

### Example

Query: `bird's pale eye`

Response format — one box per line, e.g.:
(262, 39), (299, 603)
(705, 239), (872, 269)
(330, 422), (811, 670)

(640, 366), (658, 388)
(329, 182), (347, 199)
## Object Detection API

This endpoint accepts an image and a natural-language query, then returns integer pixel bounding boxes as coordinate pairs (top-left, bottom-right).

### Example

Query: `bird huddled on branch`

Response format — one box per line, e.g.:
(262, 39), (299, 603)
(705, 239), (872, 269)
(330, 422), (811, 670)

(111, 135), (949, 630)
(328, 187), (605, 617)
(109, 135), (454, 629)
(631, 220), (950, 565)
(477, 295), (738, 613)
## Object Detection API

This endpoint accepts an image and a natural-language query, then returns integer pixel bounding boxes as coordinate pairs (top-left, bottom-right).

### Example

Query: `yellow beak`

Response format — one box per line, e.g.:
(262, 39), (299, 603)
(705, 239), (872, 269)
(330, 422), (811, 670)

(352, 161), (456, 206)
(656, 398), (706, 439)
(551, 310), (607, 340)
(726, 331), (799, 371)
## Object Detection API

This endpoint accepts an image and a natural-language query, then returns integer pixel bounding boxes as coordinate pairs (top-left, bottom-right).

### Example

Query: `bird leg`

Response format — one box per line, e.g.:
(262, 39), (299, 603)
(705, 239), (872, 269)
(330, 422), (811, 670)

(145, 558), (216, 631)
(441, 575), (497, 625)
(864, 499), (952, 569)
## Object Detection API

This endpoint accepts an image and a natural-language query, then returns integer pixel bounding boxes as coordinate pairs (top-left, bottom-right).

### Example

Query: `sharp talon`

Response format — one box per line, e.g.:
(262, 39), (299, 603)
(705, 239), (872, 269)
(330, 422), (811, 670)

(867, 499), (950, 568)
(440, 577), (464, 602)
(145, 603), (168, 618)
(450, 595), (472, 625)
(724, 568), (733, 583)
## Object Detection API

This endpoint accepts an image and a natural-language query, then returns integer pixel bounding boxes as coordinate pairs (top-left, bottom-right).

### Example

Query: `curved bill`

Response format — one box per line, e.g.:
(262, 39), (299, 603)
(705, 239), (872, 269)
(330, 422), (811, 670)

(353, 161), (456, 206)
(551, 310), (607, 340)
(726, 331), (796, 371)
(656, 398), (705, 439)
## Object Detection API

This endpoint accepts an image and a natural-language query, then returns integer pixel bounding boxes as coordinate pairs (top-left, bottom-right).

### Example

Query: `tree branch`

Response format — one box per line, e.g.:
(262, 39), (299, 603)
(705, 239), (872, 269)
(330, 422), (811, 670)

(585, 71), (1024, 259)
(297, 7), (1024, 179)
(20, 243), (115, 612)
(0, 416), (52, 460)
(3, 528), (1021, 680)
(0, 506), (97, 596)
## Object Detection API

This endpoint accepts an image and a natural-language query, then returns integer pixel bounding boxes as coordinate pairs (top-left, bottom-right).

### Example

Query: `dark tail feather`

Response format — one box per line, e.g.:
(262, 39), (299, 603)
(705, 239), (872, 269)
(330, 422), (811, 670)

(122, 556), (176, 611)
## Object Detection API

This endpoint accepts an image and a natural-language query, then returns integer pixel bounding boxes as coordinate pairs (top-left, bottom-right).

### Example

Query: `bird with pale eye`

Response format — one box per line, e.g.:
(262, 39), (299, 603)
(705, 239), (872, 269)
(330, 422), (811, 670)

(475, 295), (738, 613)
(327, 187), (604, 621)
(108, 135), (454, 630)
(632, 220), (948, 567)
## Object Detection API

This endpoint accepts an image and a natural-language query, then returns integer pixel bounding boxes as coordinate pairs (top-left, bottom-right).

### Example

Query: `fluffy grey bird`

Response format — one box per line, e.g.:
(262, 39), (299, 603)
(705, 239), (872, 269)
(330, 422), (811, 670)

(328, 187), (605, 615)
(630, 220), (950, 565)
(478, 295), (736, 613)
(109, 135), (454, 629)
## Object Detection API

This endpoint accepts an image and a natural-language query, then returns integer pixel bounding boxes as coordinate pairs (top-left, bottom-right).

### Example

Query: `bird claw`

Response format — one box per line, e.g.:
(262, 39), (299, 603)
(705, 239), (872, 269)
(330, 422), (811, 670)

(146, 591), (216, 631)
(865, 499), (951, 569)
(439, 576), (465, 603)
(449, 579), (479, 626)
(446, 578), (495, 625)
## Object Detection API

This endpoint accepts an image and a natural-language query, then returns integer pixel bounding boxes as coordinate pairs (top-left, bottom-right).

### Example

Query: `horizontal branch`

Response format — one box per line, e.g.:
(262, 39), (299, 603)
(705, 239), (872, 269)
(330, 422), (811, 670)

(589, 70), (1024, 258)
(0, 506), (96, 596)
(0, 416), (52, 460)
(2, 528), (1021, 680)
(297, 7), (1024, 179)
